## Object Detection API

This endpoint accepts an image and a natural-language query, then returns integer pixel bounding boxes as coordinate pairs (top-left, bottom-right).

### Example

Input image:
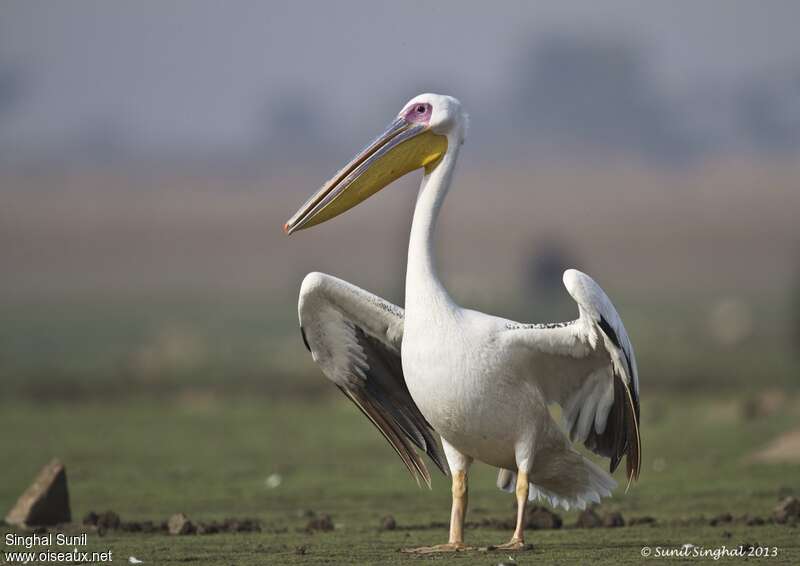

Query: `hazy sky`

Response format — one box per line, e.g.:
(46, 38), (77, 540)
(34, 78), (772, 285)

(2, 0), (799, 150)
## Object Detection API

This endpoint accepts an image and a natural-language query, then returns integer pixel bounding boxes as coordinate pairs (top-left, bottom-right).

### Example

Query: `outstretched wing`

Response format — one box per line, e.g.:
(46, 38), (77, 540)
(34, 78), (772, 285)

(297, 272), (447, 486)
(501, 269), (641, 487)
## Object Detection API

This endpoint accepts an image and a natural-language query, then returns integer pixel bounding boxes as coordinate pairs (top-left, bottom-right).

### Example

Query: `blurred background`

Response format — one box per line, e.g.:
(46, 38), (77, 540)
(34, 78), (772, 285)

(1, 3), (799, 431)
(2, 4), (800, 555)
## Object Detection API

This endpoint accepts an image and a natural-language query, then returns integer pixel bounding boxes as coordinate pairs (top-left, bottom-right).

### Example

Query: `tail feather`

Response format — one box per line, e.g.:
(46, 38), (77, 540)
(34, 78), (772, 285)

(497, 468), (515, 491)
(496, 453), (617, 511)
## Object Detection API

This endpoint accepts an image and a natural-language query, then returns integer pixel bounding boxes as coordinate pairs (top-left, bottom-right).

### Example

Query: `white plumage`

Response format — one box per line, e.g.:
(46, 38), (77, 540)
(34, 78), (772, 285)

(289, 93), (641, 552)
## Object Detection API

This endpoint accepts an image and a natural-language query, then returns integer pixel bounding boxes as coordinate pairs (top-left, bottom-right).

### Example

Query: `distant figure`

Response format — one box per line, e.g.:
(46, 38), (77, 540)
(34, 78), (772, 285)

(525, 240), (578, 296)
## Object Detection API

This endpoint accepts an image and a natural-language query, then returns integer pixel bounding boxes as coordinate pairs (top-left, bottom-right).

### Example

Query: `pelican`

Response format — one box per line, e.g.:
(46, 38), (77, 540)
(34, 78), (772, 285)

(284, 94), (641, 552)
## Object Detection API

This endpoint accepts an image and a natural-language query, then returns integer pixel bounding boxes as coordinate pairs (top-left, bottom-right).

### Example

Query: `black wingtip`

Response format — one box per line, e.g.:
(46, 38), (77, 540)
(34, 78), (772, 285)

(300, 326), (311, 352)
(597, 315), (621, 349)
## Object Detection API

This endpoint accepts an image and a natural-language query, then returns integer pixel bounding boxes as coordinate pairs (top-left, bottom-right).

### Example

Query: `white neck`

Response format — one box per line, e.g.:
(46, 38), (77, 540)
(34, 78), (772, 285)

(404, 141), (460, 320)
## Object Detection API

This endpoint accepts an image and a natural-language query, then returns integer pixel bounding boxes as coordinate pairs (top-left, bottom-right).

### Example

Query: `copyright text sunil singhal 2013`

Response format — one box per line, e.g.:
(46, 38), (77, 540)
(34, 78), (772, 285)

(5, 533), (89, 549)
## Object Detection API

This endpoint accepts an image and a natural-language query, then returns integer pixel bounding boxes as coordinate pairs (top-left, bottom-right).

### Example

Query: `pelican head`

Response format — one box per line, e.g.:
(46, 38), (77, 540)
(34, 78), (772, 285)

(284, 93), (466, 234)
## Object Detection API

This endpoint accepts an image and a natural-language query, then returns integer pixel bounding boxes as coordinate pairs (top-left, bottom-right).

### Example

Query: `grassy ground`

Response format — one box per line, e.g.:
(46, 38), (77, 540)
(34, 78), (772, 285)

(2, 296), (798, 400)
(2, 394), (799, 565)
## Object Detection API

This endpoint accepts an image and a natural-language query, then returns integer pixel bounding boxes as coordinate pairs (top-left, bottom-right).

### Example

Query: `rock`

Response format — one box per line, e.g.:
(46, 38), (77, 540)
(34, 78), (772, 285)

(222, 517), (261, 532)
(196, 521), (220, 535)
(773, 497), (800, 524)
(602, 511), (625, 527)
(305, 513), (334, 532)
(5, 459), (71, 527)
(709, 512), (733, 526)
(380, 515), (396, 530)
(168, 513), (195, 535)
(96, 510), (121, 530)
(744, 515), (765, 526)
(628, 516), (657, 526)
(526, 506), (562, 530)
(575, 508), (602, 528)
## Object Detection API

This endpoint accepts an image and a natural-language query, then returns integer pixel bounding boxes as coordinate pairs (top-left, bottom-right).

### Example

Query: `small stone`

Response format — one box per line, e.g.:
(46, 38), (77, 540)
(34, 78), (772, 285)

(745, 515), (765, 526)
(709, 512), (733, 526)
(305, 513), (334, 532)
(168, 513), (195, 535)
(196, 521), (220, 535)
(138, 521), (159, 533)
(5, 459), (71, 527)
(773, 497), (800, 524)
(575, 507), (602, 528)
(231, 518), (261, 532)
(380, 515), (396, 530)
(219, 517), (260, 532)
(526, 506), (562, 530)
(96, 510), (121, 530)
(602, 511), (625, 527)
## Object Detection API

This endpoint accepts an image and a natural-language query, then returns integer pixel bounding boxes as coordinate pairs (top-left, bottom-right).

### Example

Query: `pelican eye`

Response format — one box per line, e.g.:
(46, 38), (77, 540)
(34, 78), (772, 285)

(404, 102), (432, 123)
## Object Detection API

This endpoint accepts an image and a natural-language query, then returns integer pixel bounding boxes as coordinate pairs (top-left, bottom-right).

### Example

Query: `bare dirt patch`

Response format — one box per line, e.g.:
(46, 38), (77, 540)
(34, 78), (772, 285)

(749, 428), (800, 464)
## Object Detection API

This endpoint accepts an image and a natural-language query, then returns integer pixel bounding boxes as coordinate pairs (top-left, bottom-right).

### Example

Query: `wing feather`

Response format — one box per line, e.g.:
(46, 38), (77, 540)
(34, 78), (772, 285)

(297, 272), (446, 486)
(502, 269), (641, 486)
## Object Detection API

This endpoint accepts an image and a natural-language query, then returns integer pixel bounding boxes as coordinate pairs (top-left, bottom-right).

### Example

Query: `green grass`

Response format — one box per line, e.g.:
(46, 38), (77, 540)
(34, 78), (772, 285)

(2, 394), (799, 564)
(2, 295), (799, 403)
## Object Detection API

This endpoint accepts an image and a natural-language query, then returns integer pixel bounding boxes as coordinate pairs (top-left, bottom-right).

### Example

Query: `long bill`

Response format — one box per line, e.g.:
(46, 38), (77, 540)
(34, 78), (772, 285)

(284, 117), (447, 234)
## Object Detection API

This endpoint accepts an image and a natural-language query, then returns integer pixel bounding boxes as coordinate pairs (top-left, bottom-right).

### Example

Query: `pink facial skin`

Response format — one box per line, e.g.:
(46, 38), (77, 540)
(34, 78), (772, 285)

(403, 102), (432, 124)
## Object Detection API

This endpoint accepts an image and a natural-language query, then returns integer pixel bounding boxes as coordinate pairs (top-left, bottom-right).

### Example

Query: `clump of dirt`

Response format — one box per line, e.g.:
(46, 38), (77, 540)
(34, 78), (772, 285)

(120, 520), (161, 533)
(575, 507), (602, 528)
(380, 515), (397, 530)
(602, 511), (625, 527)
(84, 510), (125, 530)
(526, 506), (562, 530)
(168, 513), (195, 535)
(82, 510), (262, 536)
(574, 507), (628, 528)
(221, 517), (262, 533)
(750, 429), (800, 464)
(743, 514), (765, 526)
(709, 512), (733, 526)
(305, 513), (334, 532)
(773, 496), (800, 525)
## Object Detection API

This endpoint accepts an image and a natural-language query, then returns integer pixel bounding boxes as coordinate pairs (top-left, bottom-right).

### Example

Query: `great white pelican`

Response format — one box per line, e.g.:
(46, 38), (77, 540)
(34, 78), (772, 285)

(284, 94), (641, 552)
